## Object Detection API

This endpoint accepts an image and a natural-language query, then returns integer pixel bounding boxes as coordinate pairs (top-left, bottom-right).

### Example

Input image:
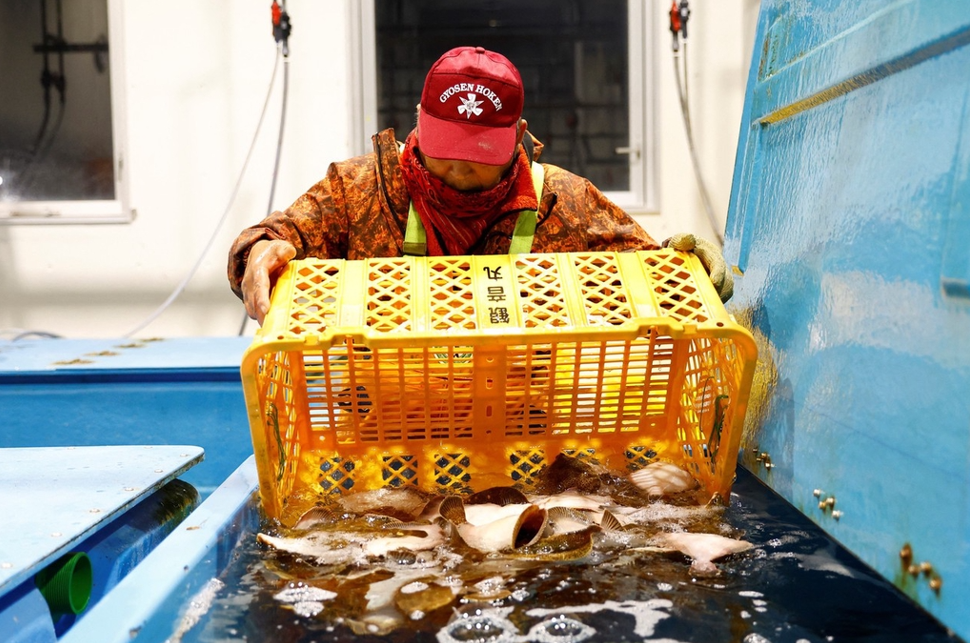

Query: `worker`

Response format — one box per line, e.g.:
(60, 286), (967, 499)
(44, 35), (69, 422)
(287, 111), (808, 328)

(228, 46), (732, 325)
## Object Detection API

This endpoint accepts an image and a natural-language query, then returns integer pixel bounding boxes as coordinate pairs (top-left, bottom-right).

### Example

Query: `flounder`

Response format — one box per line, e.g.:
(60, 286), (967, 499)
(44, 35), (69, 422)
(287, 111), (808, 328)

(439, 496), (548, 553)
(636, 531), (753, 575)
(628, 461), (699, 498)
(258, 516), (447, 563)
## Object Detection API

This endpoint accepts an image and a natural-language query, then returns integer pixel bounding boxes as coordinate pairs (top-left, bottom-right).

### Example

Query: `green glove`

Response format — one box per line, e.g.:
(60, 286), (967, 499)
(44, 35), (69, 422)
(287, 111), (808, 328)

(663, 233), (734, 303)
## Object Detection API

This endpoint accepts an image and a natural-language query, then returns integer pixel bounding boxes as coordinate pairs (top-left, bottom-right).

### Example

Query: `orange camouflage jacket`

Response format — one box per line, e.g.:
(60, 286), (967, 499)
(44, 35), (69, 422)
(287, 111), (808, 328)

(228, 128), (659, 299)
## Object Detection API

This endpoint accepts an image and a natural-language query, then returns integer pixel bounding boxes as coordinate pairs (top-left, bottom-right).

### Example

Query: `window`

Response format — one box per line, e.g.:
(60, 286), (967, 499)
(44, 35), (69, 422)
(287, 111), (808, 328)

(354, 0), (657, 212)
(0, 0), (130, 224)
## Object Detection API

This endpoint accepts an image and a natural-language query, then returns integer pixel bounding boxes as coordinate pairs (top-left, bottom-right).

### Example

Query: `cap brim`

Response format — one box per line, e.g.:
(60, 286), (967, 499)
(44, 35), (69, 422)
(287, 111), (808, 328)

(417, 109), (518, 166)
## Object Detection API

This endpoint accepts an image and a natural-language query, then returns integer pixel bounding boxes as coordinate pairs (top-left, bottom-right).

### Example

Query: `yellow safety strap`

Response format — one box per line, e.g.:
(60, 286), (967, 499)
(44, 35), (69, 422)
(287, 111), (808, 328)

(402, 202), (428, 256)
(403, 162), (544, 256)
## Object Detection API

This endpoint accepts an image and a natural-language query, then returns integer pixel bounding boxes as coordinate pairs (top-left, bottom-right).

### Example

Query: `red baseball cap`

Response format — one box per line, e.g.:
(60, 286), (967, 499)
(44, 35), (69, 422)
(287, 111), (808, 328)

(417, 46), (525, 165)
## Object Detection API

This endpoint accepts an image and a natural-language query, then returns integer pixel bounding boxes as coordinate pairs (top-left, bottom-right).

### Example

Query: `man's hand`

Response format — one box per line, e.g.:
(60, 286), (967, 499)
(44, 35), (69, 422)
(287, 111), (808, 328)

(242, 239), (297, 325)
(663, 233), (734, 303)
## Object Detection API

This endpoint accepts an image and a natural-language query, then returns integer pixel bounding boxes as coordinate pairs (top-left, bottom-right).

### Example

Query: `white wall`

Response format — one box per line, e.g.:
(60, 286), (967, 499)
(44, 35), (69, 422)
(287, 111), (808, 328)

(648, 0), (760, 243)
(0, 0), (759, 340)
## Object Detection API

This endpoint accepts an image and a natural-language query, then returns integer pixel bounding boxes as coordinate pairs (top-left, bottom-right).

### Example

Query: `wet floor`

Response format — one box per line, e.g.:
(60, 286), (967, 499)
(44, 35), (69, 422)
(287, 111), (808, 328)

(173, 467), (961, 643)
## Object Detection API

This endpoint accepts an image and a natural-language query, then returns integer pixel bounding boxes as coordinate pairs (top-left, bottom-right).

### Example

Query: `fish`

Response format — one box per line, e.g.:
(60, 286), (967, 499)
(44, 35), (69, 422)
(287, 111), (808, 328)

(336, 487), (433, 521)
(257, 516), (447, 563)
(439, 496), (548, 553)
(643, 531), (754, 575)
(628, 461), (698, 498)
(533, 453), (650, 506)
(254, 452), (752, 632)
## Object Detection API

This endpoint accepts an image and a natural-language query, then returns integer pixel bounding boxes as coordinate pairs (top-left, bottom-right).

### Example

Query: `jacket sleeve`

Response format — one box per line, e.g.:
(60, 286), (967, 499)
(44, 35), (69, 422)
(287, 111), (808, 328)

(580, 176), (660, 252)
(227, 162), (351, 299)
(539, 163), (660, 253)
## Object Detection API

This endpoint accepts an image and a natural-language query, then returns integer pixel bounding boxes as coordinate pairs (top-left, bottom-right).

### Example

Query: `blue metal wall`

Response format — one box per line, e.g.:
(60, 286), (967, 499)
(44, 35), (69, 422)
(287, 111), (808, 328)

(725, 0), (970, 638)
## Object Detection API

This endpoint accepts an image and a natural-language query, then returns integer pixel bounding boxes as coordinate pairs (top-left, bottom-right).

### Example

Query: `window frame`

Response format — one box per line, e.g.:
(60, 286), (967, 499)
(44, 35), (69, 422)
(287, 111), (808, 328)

(0, 0), (132, 226)
(352, 0), (658, 214)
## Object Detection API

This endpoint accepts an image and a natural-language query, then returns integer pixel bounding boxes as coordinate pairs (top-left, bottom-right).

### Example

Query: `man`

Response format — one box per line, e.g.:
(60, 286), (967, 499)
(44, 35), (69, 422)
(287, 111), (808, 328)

(228, 46), (730, 325)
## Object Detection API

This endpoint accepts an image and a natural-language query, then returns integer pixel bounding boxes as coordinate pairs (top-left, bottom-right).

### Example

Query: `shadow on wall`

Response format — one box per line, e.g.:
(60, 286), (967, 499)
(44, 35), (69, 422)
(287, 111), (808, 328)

(732, 259), (824, 500)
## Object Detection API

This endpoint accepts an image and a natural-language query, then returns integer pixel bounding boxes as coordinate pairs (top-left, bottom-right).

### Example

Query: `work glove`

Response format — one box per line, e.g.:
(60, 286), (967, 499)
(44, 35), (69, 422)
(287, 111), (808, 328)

(663, 233), (734, 303)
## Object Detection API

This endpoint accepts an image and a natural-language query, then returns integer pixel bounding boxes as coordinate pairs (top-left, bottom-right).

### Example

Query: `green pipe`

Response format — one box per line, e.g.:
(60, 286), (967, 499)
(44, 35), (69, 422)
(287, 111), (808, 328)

(35, 552), (93, 617)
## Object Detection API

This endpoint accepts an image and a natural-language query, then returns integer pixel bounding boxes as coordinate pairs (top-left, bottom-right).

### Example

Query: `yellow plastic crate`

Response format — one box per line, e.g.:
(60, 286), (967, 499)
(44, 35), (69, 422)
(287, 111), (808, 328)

(241, 250), (757, 526)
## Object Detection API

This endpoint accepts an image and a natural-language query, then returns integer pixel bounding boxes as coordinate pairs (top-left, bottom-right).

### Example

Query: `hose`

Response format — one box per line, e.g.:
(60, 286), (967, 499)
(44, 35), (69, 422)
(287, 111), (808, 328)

(124, 45), (284, 338)
(673, 42), (723, 245)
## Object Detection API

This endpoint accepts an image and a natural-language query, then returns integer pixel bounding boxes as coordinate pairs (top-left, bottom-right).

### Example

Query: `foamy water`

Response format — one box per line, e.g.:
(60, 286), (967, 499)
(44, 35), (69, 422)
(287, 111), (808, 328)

(164, 468), (955, 643)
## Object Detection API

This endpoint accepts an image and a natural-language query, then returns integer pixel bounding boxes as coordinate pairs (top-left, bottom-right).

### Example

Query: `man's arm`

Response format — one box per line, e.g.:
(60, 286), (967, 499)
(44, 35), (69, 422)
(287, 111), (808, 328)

(583, 187), (660, 252)
(227, 208), (308, 304)
(227, 162), (354, 323)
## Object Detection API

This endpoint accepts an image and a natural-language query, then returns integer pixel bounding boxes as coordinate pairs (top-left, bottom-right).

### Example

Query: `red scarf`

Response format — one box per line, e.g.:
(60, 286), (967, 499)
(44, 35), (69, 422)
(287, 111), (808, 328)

(399, 131), (538, 256)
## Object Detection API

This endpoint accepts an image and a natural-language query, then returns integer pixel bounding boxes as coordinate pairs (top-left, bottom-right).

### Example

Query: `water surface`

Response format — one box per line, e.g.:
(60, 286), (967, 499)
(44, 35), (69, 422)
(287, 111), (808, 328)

(173, 468), (958, 643)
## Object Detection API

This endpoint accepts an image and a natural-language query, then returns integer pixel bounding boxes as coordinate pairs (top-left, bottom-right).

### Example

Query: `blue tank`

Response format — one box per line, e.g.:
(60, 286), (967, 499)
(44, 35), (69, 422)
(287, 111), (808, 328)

(724, 0), (970, 639)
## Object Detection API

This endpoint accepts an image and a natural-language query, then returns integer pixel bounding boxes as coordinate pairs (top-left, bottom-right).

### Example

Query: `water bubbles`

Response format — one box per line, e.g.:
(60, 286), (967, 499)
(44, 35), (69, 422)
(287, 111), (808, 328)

(438, 574), (464, 587)
(438, 610), (596, 643)
(525, 616), (596, 643)
(273, 581), (336, 618)
(438, 610), (520, 643)
(527, 600), (673, 639)
(657, 582), (674, 591)
(510, 588), (531, 602)
(743, 633), (773, 643)
(470, 575), (510, 599)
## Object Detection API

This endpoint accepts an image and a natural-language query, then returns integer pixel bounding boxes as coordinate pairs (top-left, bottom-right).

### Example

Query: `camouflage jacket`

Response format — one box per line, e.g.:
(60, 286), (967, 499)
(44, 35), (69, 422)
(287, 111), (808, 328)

(228, 128), (659, 298)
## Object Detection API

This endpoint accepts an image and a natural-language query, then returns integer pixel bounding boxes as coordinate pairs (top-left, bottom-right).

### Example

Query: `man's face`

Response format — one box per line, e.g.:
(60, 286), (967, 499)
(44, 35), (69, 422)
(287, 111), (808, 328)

(420, 154), (512, 192)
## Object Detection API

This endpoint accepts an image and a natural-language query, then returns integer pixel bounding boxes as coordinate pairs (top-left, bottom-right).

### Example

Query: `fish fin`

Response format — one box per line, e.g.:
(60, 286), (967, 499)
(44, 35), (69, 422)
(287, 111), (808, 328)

(383, 521), (433, 531)
(438, 495), (467, 525)
(599, 509), (625, 532)
(293, 506), (338, 530)
(690, 559), (720, 576)
(547, 506), (592, 523)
